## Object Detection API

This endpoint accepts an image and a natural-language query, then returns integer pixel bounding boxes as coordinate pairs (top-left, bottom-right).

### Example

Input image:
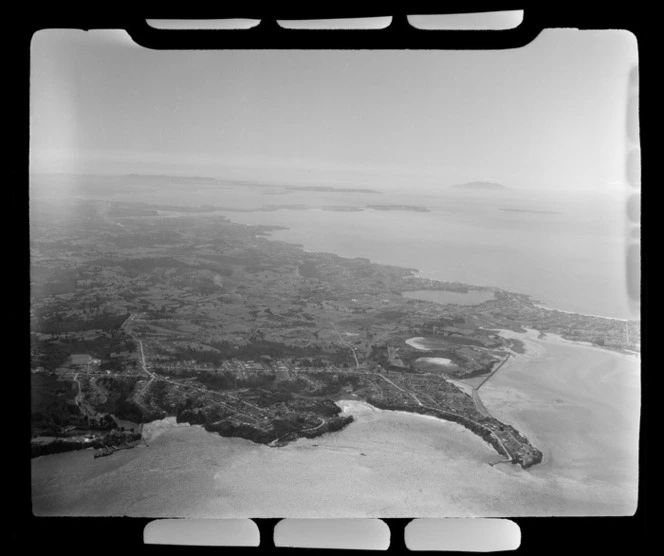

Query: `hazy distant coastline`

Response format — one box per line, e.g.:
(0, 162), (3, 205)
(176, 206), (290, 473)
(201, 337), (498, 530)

(31, 172), (635, 321)
(500, 208), (561, 215)
(450, 181), (511, 191)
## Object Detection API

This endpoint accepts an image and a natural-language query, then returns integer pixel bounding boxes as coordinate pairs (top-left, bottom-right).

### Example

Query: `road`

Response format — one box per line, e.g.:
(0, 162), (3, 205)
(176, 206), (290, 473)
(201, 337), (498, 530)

(75, 317), (521, 462)
(331, 323), (360, 368)
(476, 353), (512, 390)
(125, 327), (270, 418)
(71, 372), (98, 419)
(375, 373), (423, 406)
(370, 371), (516, 464)
(301, 418), (325, 433)
(73, 373), (82, 406)
(137, 340), (154, 378)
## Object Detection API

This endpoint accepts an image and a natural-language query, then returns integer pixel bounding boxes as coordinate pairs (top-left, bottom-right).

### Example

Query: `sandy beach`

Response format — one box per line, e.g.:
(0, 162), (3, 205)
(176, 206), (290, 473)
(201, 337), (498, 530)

(480, 329), (640, 509)
(31, 329), (639, 517)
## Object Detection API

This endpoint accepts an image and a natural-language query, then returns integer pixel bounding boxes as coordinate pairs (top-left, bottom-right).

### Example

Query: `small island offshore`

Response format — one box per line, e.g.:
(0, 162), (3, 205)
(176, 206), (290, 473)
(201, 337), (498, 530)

(30, 195), (640, 469)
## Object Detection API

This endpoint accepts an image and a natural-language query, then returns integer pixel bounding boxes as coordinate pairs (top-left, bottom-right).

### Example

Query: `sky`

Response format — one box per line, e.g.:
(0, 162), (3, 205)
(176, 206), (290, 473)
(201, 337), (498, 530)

(30, 27), (638, 193)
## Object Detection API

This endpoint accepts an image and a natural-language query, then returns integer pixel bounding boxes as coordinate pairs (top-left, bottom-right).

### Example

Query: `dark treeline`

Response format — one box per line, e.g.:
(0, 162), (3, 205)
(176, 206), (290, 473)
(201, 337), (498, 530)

(32, 313), (130, 335)
(196, 371), (277, 391)
(177, 340), (352, 366)
(88, 256), (193, 276)
(31, 430), (142, 458)
(94, 376), (144, 421)
(32, 331), (136, 371)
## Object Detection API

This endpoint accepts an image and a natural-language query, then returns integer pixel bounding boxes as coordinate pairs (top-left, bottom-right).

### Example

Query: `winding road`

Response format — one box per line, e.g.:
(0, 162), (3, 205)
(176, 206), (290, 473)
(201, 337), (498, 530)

(331, 322), (360, 368)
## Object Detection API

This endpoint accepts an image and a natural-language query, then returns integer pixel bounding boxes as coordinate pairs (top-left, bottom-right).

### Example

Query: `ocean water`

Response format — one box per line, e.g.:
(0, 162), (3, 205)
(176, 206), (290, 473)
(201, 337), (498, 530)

(211, 187), (633, 319)
(35, 174), (634, 319)
(31, 176), (639, 516)
(31, 332), (640, 517)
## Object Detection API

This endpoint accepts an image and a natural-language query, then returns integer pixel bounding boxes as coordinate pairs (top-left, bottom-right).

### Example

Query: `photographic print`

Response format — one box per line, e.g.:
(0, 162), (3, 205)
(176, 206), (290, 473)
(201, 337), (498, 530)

(30, 27), (640, 517)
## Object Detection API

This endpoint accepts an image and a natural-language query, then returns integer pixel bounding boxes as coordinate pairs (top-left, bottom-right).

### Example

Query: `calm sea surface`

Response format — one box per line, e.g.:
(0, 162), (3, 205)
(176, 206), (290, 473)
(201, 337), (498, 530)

(31, 177), (639, 516)
(36, 176), (633, 319)
(31, 332), (639, 517)
(209, 187), (632, 319)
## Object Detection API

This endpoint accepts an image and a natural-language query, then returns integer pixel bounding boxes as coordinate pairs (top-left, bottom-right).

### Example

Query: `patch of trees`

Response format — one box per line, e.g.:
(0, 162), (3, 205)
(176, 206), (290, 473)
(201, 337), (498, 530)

(99, 358), (126, 372)
(31, 438), (91, 458)
(36, 278), (78, 296)
(174, 347), (224, 366)
(31, 374), (76, 411)
(321, 415), (354, 433)
(178, 340), (352, 367)
(31, 430), (142, 458)
(31, 332), (136, 370)
(194, 371), (277, 391)
(460, 363), (495, 379)
(303, 399), (344, 417)
(296, 372), (359, 396)
(236, 340), (327, 360)
(275, 377), (309, 394)
(367, 344), (416, 371)
(298, 261), (321, 279)
(114, 399), (147, 422)
(33, 313), (130, 334)
(205, 421), (273, 444)
(198, 262), (235, 277)
(85, 414), (118, 430)
(270, 418), (299, 437)
(177, 407), (208, 425)
(257, 390), (292, 405)
(93, 376), (145, 420)
(373, 310), (407, 320)
(89, 256), (193, 276)
(428, 316), (466, 327)
(31, 374), (84, 433)
(32, 342), (71, 371)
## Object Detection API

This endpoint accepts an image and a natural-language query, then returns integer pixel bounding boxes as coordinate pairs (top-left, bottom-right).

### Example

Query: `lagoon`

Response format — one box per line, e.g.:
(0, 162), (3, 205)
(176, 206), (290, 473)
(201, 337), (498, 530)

(32, 332), (639, 517)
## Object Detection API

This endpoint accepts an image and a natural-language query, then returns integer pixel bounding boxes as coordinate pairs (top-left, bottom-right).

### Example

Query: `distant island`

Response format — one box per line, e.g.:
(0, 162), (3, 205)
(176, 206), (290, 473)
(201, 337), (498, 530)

(500, 208), (561, 215)
(366, 205), (431, 212)
(451, 181), (511, 191)
(30, 191), (639, 470)
(284, 185), (380, 194)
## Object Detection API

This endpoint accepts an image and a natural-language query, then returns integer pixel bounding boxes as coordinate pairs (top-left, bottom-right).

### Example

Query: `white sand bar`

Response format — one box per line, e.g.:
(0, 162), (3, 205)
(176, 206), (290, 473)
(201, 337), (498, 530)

(32, 330), (640, 517)
(405, 337), (430, 351)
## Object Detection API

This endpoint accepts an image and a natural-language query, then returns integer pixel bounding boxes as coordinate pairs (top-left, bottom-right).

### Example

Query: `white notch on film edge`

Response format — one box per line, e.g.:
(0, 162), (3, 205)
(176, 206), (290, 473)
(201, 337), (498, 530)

(143, 519), (260, 546)
(146, 19), (261, 30)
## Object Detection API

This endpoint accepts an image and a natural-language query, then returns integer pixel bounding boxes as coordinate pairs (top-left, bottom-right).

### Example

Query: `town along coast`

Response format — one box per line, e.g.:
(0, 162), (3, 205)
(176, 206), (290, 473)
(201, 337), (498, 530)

(31, 199), (638, 472)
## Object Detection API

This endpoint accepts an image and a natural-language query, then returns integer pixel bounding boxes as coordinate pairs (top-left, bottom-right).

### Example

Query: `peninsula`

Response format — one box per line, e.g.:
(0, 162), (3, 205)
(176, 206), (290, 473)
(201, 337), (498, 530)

(30, 194), (639, 468)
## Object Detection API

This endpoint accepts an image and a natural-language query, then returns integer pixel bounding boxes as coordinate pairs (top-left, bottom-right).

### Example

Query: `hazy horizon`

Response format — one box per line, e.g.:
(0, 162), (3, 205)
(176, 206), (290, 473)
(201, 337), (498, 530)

(31, 28), (637, 196)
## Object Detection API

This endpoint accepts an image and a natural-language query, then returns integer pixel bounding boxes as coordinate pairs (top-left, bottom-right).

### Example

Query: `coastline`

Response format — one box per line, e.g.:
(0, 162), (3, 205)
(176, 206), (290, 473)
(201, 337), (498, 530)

(32, 341), (639, 517)
(336, 399), (509, 463)
(220, 211), (636, 323)
(480, 330), (640, 479)
(32, 186), (640, 517)
(532, 302), (636, 323)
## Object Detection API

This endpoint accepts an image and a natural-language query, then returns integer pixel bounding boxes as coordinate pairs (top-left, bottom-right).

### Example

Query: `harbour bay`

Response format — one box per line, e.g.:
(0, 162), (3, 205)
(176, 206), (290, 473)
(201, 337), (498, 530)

(29, 31), (642, 527)
(32, 330), (639, 517)
(212, 187), (632, 321)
